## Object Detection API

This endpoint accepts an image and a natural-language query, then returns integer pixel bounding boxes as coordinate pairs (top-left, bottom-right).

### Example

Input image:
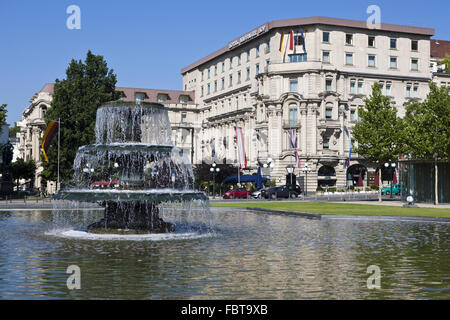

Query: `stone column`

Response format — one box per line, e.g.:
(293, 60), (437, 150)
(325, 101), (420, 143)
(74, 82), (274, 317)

(300, 106), (307, 156)
(339, 105), (345, 156)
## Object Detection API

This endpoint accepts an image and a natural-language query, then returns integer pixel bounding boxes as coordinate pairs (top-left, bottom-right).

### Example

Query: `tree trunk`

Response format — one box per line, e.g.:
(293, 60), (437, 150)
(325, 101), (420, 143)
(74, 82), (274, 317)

(435, 159), (439, 206)
(378, 168), (382, 202)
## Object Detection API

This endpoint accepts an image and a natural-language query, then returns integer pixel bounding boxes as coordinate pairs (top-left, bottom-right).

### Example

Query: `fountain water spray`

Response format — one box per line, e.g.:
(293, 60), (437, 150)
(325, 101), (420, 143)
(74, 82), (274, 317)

(53, 101), (208, 234)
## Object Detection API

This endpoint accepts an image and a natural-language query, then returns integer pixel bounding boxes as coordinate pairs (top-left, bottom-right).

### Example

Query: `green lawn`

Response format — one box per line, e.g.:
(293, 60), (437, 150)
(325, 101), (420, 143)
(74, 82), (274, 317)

(211, 202), (450, 218)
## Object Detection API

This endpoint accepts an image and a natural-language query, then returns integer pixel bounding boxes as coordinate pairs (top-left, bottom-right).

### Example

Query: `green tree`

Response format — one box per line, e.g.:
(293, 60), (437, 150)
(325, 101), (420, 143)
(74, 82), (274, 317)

(11, 158), (36, 189)
(437, 53), (450, 72)
(9, 122), (20, 138)
(404, 82), (450, 204)
(41, 50), (121, 183)
(0, 104), (7, 135)
(352, 82), (405, 201)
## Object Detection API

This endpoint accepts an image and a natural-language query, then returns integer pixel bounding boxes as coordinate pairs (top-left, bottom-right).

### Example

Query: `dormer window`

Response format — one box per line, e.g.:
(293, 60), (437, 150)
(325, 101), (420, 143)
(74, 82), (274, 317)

(135, 92), (146, 103)
(157, 93), (168, 103)
(179, 95), (190, 104)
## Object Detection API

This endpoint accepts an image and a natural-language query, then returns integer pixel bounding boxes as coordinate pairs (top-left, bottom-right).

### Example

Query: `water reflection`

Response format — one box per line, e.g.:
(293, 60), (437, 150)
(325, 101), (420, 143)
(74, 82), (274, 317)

(0, 209), (448, 299)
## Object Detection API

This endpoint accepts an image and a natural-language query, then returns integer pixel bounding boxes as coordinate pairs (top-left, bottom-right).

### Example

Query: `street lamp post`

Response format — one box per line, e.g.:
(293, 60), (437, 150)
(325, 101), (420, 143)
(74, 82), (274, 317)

(286, 164), (294, 185)
(301, 163), (312, 197)
(384, 160), (396, 199)
(210, 163), (220, 198)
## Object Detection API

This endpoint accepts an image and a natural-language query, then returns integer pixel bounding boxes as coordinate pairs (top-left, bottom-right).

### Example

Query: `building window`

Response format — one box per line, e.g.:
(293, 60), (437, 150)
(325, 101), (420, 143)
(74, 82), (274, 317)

(214, 80), (217, 92)
(237, 71), (241, 84)
(229, 75), (233, 87)
(207, 84), (210, 95)
(411, 59), (419, 71)
(368, 55), (376, 67)
(368, 36), (375, 47)
(406, 84), (411, 97)
(181, 113), (187, 123)
(345, 53), (353, 65)
(207, 69), (210, 79)
(289, 53), (307, 62)
(179, 95), (189, 103)
(390, 56), (397, 69)
(256, 64), (260, 75)
(350, 109), (356, 122)
(325, 79), (333, 92)
(322, 51), (330, 63)
(237, 55), (241, 66)
(413, 85), (419, 97)
(157, 93), (168, 103)
(294, 35), (304, 46)
(265, 40), (270, 53)
(385, 83), (392, 96)
(265, 59), (270, 72)
(290, 80), (298, 92)
(357, 81), (363, 94)
(390, 38), (397, 49)
(201, 86), (204, 97)
(221, 78), (225, 90)
(246, 67), (250, 80)
(322, 31), (330, 43)
(411, 40), (418, 51)
(350, 80), (356, 94)
(135, 92), (146, 103)
(289, 106), (298, 125)
(256, 46), (260, 57)
(325, 107), (333, 119)
(230, 58), (233, 69)
(345, 34), (353, 45)
(323, 136), (330, 149)
(247, 49), (250, 62)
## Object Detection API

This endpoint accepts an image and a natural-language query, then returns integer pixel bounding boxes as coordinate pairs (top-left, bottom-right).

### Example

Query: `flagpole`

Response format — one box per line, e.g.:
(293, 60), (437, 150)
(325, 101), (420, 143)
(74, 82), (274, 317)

(57, 118), (60, 192)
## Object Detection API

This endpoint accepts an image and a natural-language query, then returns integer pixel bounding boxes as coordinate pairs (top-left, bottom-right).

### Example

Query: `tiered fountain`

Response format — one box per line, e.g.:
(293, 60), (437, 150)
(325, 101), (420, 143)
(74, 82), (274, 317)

(54, 101), (207, 234)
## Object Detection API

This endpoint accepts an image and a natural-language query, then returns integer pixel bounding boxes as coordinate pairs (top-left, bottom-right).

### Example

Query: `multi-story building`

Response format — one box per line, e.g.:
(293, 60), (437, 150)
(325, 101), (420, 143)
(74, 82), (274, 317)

(181, 16), (436, 193)
(430, 39), (450, 86)
(17, 84), (198, 191)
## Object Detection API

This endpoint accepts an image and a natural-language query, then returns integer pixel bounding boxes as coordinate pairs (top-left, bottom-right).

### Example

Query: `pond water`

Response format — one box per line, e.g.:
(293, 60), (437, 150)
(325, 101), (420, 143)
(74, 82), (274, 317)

(0, 208), (448, 299)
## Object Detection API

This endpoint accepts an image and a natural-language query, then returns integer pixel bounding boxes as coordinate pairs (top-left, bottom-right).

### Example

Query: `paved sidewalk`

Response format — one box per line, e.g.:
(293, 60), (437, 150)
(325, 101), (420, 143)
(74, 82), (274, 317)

(326, 200), (450, 209)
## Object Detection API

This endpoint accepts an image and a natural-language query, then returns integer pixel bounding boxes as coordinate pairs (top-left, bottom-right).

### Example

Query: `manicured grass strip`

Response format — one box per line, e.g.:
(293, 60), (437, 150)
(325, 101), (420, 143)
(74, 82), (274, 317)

(211, 202), (450, 218)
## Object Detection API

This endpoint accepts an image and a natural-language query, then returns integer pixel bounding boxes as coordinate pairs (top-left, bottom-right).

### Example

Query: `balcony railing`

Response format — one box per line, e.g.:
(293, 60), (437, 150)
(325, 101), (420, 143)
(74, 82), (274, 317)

(283, 120), (301, 128)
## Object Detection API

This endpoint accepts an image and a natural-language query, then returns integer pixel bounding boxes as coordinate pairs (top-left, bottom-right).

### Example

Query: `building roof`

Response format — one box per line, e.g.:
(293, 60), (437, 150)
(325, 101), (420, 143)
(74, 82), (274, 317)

(181, 16), (435, 74)
(431, 39), (450, 58)
(116, 87), (195, 104)
(40, 83), (55, 94)
(34, 84), (195, 104)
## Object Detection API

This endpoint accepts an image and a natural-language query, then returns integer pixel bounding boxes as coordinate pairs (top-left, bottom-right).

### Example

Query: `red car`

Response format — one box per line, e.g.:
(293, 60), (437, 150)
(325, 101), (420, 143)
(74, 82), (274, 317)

(223, 188), (252, 199)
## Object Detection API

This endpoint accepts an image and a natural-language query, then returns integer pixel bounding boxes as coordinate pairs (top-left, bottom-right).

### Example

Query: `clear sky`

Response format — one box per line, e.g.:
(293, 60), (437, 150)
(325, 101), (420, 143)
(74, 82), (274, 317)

(1, 0), (449, 125)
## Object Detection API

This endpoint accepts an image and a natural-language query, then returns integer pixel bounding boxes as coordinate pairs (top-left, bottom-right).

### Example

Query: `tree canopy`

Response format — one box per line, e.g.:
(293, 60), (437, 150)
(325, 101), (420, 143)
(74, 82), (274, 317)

(352, 82), (405, 164)
(404, 82), (450, 159)
(0, 104), (7, 135)
(41, 50), (121, 182)
(11, 158), (36, 188)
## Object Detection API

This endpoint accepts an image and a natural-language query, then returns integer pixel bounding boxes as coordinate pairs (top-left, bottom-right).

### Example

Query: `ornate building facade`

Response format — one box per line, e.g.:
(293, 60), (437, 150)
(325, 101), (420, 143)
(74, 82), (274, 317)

(17, 84), (199, 191)
(181, 16), (438, 193)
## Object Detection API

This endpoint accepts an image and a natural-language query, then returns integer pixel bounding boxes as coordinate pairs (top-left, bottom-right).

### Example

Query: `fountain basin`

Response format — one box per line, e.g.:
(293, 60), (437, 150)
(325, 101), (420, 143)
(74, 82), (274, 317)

(53, 189), (207, 202)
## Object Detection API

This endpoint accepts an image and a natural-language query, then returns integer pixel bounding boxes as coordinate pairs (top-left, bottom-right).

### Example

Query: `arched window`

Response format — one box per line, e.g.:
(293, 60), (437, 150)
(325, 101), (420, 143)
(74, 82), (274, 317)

(41, 105), (48, 119)
(318, 165), (336, 177)
(288, 103), (298, 126)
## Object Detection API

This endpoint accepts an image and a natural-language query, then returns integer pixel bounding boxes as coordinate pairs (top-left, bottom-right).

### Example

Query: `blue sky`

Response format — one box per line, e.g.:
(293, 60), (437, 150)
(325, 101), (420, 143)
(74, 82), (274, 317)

(1, 0), (449, 125)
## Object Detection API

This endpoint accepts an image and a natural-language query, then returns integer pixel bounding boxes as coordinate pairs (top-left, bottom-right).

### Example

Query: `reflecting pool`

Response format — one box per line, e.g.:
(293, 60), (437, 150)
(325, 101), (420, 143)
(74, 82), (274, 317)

(0, 208), (448, 299)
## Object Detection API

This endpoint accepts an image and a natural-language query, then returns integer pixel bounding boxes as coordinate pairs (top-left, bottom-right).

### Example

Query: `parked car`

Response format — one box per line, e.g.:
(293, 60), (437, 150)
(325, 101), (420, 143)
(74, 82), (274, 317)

(381, 184), (403, 195)
(252, 190), (262, 199)
(223, 188), (252, 199)
(262, 185), (301, 199)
